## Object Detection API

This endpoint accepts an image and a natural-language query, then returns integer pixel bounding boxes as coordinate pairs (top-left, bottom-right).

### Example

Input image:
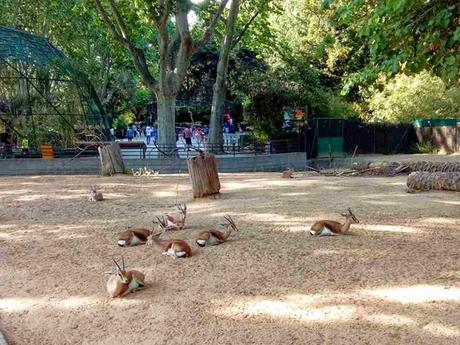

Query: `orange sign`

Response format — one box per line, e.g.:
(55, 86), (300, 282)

(294, 108), (305, 120)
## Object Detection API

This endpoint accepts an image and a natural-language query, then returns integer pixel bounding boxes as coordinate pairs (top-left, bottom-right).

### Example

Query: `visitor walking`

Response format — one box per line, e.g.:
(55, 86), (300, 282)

(195, 127), (204, 149)
(145, 125), (152, 145)
(127, 126), (134, 141)
(183, 124), (192, 151)
(132, 123), (138, 138)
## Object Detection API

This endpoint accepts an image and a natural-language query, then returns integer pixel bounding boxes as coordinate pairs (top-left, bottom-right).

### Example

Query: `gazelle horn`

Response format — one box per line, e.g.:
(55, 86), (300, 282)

(224, 215), (238, 230)
(112, 257), (123, 272)
(156, 216), (168, 230)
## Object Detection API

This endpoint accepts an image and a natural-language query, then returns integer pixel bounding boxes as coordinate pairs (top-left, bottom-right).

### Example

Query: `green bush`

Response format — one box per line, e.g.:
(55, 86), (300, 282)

(368, 71), (460, 123)
(410, 141), (437, 154)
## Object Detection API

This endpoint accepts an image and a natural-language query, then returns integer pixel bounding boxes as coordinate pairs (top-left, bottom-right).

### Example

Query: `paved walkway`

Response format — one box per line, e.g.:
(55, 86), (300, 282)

(119, 135), (258, 159)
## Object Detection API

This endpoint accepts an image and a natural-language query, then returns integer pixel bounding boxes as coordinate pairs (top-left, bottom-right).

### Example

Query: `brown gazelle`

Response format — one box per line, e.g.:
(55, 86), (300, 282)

(106, 256), (145, 298)
(151, 216), (192, 258)
(88, 185), (103, 201)
(117, 227), (151, 247)
(195, 215), (239, 247)
(310, 208), (359, 236)
(164, 203), (187, 230)
(282, 168), (294, 178)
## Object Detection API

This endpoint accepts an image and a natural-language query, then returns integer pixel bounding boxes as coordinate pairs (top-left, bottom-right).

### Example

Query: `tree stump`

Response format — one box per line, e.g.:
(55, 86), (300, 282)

(187, 152), (221, 198)
(407, 172), (460, 193)
(98, 142), (125, 176)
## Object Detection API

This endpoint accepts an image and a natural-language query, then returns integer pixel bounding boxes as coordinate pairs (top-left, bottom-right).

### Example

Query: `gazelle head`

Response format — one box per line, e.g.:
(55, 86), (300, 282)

(223, 215), (238, 231)
(178, 203), (187, 219)
(341, 208), (359, 224)
(112, 256), (128, 284)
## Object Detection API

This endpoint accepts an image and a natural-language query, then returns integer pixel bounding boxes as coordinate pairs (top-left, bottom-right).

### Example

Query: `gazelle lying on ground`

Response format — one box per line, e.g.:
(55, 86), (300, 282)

(151, 216), (192, 258)
(163, 203), (187, 230)
(117, 227), (151, 247)
(88, 185), (103, 201)
(106, 256), (145, 298)
(310, 208), (359, 236)
(282, 168), (294, 178)
(195, 215), (239, 247)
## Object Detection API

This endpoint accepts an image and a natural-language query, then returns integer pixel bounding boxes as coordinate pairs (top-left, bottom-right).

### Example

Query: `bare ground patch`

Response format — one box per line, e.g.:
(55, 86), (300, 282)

(0, 173), (459, 344)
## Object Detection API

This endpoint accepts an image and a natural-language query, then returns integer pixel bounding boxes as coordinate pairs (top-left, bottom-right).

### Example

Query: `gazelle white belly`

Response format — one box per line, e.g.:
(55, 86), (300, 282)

(208, 235), (221, 246)
(319, 227), (336, 236)
(129, 235), (141, 245)
(166, 219), (178, 229)
(128, 279), (142, 291)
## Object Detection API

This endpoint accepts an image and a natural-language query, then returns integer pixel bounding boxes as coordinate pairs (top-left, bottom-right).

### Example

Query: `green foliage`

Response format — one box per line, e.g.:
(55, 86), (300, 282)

(112, 112), (135, 131)
(323, 0), (460, 95)
(410, 141), (437, 154)
(368, 71), (460, 123)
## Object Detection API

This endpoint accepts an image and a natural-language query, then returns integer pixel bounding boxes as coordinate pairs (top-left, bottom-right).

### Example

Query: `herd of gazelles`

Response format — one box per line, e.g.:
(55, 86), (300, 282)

(105, 198), (360, 298)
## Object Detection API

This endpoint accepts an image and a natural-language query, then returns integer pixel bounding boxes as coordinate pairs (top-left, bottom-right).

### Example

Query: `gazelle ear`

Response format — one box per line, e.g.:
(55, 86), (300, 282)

(341, 213), (348, 217)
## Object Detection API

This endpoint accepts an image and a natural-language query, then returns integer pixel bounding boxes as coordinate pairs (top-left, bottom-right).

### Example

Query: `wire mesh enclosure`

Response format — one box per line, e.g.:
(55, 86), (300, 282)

(0, 27), (107, 158)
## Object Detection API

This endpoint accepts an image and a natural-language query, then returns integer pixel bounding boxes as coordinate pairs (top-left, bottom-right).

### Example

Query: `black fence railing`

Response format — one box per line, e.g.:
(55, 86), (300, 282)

(0, 138), (306, 160)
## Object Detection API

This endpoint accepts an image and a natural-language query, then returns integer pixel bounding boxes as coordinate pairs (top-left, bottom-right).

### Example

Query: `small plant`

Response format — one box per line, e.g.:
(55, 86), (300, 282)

(132, 166), (159, 176)
(410, 141), (437, 154)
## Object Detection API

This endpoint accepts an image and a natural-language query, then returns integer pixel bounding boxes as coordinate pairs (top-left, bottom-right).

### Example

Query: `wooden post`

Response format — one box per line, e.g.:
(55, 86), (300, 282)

(407, 172), (460, 193)
(187, 152), (221, 198)
(98, 142), (125, 176)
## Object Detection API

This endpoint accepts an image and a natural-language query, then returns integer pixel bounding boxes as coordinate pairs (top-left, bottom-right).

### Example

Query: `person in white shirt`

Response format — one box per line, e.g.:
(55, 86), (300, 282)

(145, 126), (152, 144)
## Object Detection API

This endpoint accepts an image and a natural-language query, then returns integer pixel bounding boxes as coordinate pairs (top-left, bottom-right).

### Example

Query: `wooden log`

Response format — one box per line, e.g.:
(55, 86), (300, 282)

(407, 172), (460, 193)
(187, 152), (221, 198)
(98, 142), (125, 176)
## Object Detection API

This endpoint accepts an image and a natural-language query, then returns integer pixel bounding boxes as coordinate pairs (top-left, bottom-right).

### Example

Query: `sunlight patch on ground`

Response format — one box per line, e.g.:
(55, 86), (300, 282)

(0, 189), (32, 195)
(152, 191), (177, 197)
(284, 225), (308, 233)
(312, 249), (342, 256)
(433, 200), (460, 206)
(364, 285), (460, 304)
(365, 200), (399, 206)
(0, 295), (142, 313)
(282, 192), (311, 196)
(363, 313), (416, 327)
(16, 194), (47, 201)
(422, 322), (460, 337)
(240, 213), (305, 223)
(360, 224), (419, 233)
(420, 217), (458, 225)
(213, 297), (355, 323)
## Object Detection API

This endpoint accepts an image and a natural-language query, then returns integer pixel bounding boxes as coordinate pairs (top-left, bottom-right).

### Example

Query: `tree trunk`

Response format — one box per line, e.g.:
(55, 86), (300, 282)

(98, 142), (125, 176)
(209, 0), (240, 152)
(407, 172), (460, 193)
(187, 152), (221, 198)
(156, 94), (177, 149)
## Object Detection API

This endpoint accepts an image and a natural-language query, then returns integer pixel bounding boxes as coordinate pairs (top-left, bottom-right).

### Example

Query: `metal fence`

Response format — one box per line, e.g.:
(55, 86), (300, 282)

(0, 138), (306, 160)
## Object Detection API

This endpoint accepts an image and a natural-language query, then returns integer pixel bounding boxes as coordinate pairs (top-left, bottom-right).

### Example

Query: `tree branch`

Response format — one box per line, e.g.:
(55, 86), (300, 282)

(107, 0), (130, 40)
(94, 0), (129, 47)
(194, 0), (230, 50)
(94, 0), (157, 89)
(231, 8), (261, 49)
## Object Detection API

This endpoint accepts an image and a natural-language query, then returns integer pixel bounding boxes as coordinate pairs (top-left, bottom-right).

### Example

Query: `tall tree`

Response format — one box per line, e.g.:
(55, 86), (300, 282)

(208, 0), (240, 148)
(93, 0), (229, 147)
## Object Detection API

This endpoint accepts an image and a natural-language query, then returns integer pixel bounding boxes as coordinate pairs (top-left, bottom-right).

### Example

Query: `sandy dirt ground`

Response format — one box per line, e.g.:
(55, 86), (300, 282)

(0, 173), (459, 345)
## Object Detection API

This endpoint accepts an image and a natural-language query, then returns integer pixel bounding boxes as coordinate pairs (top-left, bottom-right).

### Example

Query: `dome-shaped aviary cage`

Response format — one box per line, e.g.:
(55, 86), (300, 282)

(0, 26), (109, 157)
